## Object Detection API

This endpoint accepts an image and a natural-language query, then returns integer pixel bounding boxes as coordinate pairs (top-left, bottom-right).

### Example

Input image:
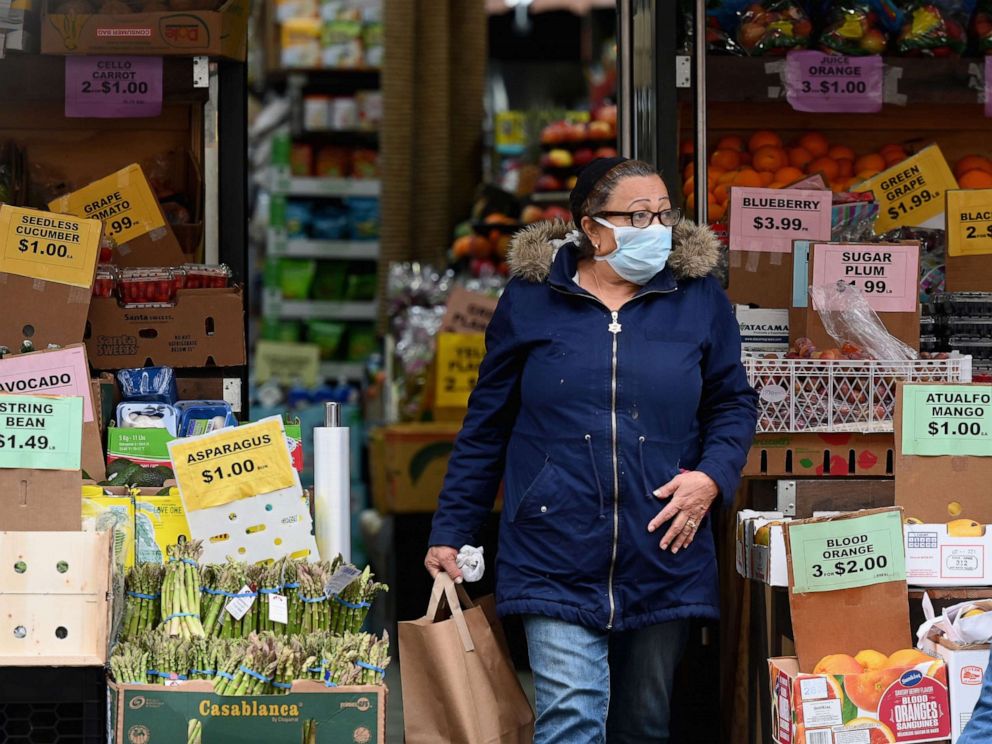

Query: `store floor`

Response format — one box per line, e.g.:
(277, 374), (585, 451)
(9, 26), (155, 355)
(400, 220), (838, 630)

(384, 663), (537, 742)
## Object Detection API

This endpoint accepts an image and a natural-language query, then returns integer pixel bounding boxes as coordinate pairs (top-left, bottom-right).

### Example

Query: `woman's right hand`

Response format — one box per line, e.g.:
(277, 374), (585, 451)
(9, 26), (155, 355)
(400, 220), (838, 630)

(424, 545), (463, 584)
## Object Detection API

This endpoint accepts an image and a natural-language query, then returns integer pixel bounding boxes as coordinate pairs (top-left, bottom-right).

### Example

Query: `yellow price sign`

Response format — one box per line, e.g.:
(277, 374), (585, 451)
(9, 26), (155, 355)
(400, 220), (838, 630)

(947, 189), (992, 257)
(854, 144), (958, 234)
(0, 205), (102, 288)
(494, 111), (526, 154)
(435, 332), (486, 409)
(254, 341), (321, 387)
(49, 163), (166, 246)
(168, 418), (297, 512)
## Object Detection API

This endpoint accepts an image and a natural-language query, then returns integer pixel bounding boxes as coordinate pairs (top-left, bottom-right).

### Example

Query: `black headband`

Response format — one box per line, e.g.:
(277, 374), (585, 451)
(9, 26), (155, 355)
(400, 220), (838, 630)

(569, 156), (630, 225)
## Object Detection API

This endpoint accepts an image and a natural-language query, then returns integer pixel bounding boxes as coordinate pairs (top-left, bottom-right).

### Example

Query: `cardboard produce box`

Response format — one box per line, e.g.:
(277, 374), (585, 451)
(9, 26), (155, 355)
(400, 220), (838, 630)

(42, 0), (249, 60)
(925, 637), (991, 743)
(369, 422), (461, 514)
(0, 530), (113, 665)
(85, 286), (246, 369)
(770, 509), (952, 744)
(904, 522), (992, 588)
(49, 163), (186, 269)
(108, 681), (385, 744)
(791, 241), (922, 351)
(735, 305), (790, 353)
(746, 432), (894, 477)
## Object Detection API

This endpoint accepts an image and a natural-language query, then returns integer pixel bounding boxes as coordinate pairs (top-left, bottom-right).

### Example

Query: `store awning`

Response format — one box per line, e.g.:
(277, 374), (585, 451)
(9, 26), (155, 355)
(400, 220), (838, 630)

(485, 0), (615, 14)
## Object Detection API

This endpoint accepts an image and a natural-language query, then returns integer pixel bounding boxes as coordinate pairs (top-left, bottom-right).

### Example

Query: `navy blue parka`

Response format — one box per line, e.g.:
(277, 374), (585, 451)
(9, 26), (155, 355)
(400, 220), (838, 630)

(429, 219), (758, 631)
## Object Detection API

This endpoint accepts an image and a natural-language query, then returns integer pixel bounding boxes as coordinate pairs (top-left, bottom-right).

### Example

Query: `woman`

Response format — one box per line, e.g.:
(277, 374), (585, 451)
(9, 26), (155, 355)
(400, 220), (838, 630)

(425, 157), (758, 743)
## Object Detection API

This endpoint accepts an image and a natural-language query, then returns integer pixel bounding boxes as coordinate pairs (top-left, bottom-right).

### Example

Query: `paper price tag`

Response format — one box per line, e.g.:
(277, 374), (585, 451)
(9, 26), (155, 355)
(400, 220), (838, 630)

(269, 593), (289, 625)
(901, 384), (992, 457)
(0, 347), (95, 423)
(0, 394), (83, 471)
(225, 585), (255, 621)
(784, 51), (883, 114)
(947, 189), (992, 257)
(49, 163), (166, 247)
(435, 332), (487, 408)
(168, 418), (297, 512)
(854, 145), (957, 234)
(811, 243), (919, 313)
(254, 341), (321, 387)
(728, 188), (832, 253)
(788, 510), (906, 594)
(65, 57), (163, 119)
(0, 205), (102, 288)
(324, 565), (362, 597)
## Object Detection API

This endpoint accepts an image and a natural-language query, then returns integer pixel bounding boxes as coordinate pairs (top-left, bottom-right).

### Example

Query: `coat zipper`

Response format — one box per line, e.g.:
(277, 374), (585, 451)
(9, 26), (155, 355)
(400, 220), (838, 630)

(549, 281), (677, 630)
(606, 309), (621, 630)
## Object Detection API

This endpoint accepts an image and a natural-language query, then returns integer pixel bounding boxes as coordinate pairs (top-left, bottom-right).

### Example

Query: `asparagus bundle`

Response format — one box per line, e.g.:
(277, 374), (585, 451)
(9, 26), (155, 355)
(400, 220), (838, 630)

(257, 561), (287, 635)
(211, 638), (248, 694)
(146, 630), (192, 684)
(243, 563), (266, 636)
(224, 633), (279, 696)
(162, 541), (205, 640)
(202, 561), (249, 639)
(123, 563), (164, 640)
(354, 631), (391, 685)
(328, 564), (388, 636)
(296, 562), (330, 635)
(109, 641), (150, 684)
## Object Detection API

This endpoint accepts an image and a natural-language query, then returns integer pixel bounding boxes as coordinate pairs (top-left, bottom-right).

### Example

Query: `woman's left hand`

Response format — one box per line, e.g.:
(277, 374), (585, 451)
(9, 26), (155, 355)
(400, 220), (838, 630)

(647, 471), (719, 554)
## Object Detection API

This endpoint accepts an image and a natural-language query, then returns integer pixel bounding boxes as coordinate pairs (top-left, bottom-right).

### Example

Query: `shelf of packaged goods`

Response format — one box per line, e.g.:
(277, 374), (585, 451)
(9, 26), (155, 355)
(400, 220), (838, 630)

(529, 191), (571, 203)
(701, 55), (984, 106)
(319, 361), (366, 381)
(271, 173), (381, 198)
(265, 297), (378, 321)
(267, 233), (380, 260)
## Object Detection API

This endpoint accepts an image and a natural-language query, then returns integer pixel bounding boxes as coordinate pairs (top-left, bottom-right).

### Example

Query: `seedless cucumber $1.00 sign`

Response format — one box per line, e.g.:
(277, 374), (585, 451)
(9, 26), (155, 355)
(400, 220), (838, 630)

(168, 418), (297, 512)
(788, 510), (906, 594)
(0, 205), (102, 288)
(901, 384), (992, 457)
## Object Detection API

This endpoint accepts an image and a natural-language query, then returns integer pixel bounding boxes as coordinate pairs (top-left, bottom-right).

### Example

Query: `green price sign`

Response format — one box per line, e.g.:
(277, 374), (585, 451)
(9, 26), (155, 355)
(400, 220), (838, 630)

(901, 384), (992, 457)
(0, 394), (83, 470)
(789, 510), (906, 594)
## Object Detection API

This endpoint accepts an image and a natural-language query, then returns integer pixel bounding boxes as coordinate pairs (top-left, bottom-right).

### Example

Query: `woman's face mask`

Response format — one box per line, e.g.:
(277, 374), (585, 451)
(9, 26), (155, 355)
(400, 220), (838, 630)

(592, 218), (673, 285)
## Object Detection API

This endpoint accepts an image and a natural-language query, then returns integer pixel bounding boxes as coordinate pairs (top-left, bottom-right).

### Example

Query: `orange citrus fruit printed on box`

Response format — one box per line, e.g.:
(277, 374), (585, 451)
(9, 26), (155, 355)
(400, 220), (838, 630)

(844, 668), (903, 712)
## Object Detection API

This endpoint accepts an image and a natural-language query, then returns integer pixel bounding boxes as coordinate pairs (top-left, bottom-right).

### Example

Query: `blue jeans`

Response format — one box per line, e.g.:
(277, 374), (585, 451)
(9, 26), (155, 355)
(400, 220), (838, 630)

(959, 655), (992, 744)
(522, 614), (690, 744)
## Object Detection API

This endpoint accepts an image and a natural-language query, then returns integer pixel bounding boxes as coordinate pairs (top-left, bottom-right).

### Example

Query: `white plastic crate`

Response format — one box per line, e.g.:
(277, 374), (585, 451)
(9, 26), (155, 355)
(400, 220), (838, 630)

(745, 353), (973, 433)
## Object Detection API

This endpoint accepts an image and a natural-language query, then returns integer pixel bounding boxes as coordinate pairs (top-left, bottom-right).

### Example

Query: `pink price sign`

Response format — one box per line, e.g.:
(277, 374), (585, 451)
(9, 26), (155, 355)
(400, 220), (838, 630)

(65, 57), (163, 119)
(784, 51), (883, 114)
(811, 243), (919, 313)
(729, 187), (833, 253)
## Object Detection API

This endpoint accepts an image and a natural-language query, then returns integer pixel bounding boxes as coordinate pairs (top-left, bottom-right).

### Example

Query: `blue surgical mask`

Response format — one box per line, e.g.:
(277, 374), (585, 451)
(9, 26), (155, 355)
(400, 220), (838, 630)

(593, 218), (673, 285)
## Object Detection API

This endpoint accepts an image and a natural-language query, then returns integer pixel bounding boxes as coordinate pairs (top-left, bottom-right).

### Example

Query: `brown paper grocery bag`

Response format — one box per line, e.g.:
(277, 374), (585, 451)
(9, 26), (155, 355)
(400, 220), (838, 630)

(399, 574), (535, 744)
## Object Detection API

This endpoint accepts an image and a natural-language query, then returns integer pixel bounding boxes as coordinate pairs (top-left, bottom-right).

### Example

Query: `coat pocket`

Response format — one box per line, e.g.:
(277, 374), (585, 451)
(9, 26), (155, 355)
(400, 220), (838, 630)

(509, 457), (560, 524)
(636, 436), (690, 499)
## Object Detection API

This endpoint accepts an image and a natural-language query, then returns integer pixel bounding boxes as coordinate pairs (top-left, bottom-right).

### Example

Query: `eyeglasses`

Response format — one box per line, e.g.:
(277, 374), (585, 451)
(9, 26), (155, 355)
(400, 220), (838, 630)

(595, 208), (683, 229)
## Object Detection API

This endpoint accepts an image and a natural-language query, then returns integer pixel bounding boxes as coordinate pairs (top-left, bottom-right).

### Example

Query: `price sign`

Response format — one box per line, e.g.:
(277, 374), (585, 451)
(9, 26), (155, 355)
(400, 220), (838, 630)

(0, 394), (83, 471)
(64, 57), (163, 119)
(225, 585), (256, 621)
(49, 163), (167, 247)
(494, 111), (527, 155)
(435, 332), (487, 408)
(789, 510), (906, 594)
(0, 346), (96, 423)
(901, 384), (992, 457)
(811, 243), (919, 312)
(947, 189), (992, 257)
(853, 145), (957, 234)
(254, 341), (321, 387)
(728, 187), (832, 253)
(784, 51), (883, 113)
(168, 418), (297, 512)
(0, 205), (102, 288)
(269, 593), (289, 625)
(324, 565), (362, 597)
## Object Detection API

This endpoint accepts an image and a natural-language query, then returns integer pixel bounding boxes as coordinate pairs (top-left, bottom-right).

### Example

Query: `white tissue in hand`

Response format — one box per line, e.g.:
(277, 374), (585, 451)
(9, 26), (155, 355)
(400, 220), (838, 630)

(456, 545), (485, 583)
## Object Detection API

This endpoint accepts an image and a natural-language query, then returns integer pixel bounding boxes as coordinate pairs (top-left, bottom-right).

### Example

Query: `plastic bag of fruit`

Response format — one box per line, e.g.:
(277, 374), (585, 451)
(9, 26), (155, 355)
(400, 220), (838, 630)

(894, 0), (972, 56)
(736, 0), (813, 55)
(972, 0), (992, 53)
(818, 0), (900, 55)
(810, 280), (918, 360)
(697, 0), (749, 54)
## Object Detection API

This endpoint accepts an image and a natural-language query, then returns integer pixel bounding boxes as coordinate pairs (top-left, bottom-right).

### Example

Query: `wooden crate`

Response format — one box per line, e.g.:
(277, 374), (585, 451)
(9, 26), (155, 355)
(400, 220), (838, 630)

(0, 531), (113, 666)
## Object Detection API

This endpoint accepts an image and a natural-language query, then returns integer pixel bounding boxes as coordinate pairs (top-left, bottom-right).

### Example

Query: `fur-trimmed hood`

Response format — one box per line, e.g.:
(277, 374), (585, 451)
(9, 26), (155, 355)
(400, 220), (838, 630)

(507, 219), (721, 283)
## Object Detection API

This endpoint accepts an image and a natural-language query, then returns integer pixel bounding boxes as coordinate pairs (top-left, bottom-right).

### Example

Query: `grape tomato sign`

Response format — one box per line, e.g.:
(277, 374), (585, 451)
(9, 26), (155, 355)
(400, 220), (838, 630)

(788, 510), (906, 594)
(784, 51), (884, 113)
(65, 57), (163, 119)
(901, 384), (992, 457)
(811, 243), (919, 313)
(0, 394), (83, 471)
(729, 188), (833, 253)
(0, 205), (102, 288)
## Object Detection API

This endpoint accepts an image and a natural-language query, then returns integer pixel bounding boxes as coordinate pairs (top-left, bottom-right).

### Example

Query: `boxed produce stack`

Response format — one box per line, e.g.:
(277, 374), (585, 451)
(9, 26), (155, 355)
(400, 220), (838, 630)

(926, 292), (992, 377)
(275, 0), (383, 70)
